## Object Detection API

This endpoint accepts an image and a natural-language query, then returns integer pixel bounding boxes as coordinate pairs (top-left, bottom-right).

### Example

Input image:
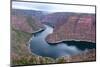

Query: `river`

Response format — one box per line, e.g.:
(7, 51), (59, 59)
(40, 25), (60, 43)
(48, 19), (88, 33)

(29, 25), (95, 58)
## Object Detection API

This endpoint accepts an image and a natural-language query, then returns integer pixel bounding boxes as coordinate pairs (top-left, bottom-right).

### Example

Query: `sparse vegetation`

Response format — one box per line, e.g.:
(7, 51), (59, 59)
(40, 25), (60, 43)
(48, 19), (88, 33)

(27, 16), (40, 31)
(11, 15), (55, 66)
(11, 27), (56, 66)
(11, 10), (96, 66)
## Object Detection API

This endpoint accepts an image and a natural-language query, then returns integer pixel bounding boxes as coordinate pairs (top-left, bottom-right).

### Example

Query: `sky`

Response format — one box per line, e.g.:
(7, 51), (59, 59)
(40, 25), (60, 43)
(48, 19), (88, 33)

(12, 1), (95, 13)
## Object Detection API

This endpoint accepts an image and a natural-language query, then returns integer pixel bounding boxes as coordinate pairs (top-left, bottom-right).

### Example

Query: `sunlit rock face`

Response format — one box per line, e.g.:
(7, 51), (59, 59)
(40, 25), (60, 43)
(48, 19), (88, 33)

(11, 15), (44, 33)
(45, 13), (96, 43)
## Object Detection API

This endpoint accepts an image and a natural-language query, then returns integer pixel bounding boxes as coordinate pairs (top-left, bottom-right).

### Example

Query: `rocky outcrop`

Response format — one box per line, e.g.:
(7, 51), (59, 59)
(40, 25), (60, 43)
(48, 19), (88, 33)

(11, 15), (46, 66)
(46, 14), (96, 43)
(42, 12), (71, 27)
(11, 15), (44, 33)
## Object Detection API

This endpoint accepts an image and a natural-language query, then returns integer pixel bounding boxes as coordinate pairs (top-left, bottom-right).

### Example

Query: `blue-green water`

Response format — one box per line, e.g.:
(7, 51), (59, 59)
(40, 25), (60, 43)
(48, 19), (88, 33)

(30, 25), (95, 58)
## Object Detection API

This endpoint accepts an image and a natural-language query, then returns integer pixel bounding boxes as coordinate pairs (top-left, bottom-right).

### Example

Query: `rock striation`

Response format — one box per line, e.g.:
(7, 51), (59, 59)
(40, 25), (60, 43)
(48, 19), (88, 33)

(44, 13), (96, 43)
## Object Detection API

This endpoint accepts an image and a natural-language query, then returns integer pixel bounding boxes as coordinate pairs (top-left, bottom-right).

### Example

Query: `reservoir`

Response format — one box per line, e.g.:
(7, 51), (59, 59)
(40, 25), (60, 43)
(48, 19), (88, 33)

(29, 25), (95, 58)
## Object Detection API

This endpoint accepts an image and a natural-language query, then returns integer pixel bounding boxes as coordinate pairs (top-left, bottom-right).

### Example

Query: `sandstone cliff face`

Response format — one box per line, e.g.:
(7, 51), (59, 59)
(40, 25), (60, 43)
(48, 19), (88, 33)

(46, 14), (96, 43)
(42, 12), (71, 27)
(11, 15), (44, 33)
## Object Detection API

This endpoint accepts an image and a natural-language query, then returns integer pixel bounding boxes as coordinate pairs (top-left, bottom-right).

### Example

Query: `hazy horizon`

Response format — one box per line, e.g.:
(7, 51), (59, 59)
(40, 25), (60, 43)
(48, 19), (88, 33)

(12, 1), (95, 14)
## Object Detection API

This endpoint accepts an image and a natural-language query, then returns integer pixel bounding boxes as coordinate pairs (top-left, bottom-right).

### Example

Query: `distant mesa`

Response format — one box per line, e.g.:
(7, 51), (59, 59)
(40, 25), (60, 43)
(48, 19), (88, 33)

(12, 9), (48, 20)
(44, 12), (96, 43)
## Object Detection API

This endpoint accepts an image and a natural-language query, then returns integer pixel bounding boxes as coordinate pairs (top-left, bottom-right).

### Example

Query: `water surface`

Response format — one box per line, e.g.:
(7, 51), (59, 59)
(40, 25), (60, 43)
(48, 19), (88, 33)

(30, 25), (95, 58)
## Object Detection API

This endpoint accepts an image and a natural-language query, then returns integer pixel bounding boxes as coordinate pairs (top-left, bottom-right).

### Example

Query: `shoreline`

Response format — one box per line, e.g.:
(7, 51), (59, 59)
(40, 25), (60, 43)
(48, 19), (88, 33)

(32, 27), (45, 34)
(27, 27), (55, 59)
(46, 38), (96, 45)
(27, 25), (96, 63)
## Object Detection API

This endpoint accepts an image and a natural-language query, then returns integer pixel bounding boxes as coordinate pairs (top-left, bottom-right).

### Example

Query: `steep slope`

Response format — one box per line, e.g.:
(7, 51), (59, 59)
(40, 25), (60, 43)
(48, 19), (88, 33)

(46, 14), (96, 43)
(11, 15), (55, 65)
(42, 12), (93, 27)
(42, 12), (72, 27)
(12, 9), (47, 20)
(11, 15), (44, 33)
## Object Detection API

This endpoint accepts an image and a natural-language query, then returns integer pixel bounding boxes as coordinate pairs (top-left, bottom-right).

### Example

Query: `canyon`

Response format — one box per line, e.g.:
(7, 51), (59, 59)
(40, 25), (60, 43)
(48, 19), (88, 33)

(11, 9), (96, 66)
